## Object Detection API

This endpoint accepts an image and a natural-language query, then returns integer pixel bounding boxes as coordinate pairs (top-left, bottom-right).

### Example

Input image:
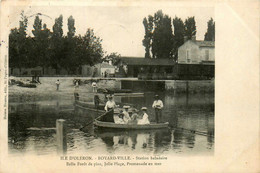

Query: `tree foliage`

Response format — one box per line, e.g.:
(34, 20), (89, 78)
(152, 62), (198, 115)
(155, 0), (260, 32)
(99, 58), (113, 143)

(172, 16), (185, 60)
(9, 11), (28, 70)
(67, 15), (76, 38)
(142, 10), (201, 59)
(31, 16), (51, 69)
(152, 10), (174, 59)
(62, 16), (76, 74)
(204, 18), (215, 41)
(184, 16), (196, 40)
(142, 10), (174, 59)
(103, 52), (121, 65)
(9, 13), (104, 75)
(142, 15), (153, 58)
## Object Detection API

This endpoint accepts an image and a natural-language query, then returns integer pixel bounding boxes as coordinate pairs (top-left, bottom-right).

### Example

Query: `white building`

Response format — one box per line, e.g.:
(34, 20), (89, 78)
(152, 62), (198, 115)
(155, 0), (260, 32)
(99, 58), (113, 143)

(178, 37), (215, 64)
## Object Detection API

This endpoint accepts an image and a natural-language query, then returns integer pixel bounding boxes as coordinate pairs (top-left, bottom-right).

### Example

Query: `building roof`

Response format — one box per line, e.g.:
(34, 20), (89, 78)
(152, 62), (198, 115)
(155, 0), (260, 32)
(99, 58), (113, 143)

(100, 63), (114, 68)
(194, 40), (215, 47)
(120, 57), (176, 66)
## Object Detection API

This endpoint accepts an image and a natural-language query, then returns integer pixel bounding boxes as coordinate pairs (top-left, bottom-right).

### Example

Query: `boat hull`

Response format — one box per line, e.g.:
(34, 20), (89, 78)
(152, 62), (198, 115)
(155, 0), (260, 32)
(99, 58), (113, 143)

(94, 119), (169, 130)
(75, 100), (105, 110)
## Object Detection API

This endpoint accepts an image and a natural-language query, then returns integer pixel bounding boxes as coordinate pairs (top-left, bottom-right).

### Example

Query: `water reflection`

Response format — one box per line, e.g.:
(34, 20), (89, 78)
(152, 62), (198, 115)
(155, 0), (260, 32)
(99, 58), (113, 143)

(8, 92), (214, 155)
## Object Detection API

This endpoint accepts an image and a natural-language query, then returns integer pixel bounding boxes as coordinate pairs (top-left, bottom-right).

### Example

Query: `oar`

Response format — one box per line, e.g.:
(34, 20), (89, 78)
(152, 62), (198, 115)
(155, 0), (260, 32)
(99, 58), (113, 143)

(168, 125), (214, 137)
(79, 110), (112, 131)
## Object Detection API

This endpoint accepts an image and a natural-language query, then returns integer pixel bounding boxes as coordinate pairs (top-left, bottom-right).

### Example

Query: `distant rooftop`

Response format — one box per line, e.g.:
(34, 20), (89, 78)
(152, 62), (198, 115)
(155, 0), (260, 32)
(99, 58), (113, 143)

(193, 40), (215, 47)
(120, 57), (176, 66)
(100, 62), (114, 68)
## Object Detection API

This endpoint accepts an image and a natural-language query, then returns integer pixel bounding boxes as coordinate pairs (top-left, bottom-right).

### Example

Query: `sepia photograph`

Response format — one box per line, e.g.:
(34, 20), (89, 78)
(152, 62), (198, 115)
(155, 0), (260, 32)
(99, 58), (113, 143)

(7, 5), (215, 156)
(1, 0), (259, 172)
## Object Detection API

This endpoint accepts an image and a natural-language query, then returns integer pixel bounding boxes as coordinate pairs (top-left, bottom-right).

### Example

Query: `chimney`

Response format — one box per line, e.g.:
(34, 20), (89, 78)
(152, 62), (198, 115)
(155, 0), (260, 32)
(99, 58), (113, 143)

(191, 35), (196, 41)
(184, 36), (188, 42)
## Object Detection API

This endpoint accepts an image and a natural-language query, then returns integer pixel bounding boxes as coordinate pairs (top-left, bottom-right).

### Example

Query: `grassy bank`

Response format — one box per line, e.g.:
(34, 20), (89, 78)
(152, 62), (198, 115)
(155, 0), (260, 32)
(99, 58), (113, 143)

(8, 77), (120, 102)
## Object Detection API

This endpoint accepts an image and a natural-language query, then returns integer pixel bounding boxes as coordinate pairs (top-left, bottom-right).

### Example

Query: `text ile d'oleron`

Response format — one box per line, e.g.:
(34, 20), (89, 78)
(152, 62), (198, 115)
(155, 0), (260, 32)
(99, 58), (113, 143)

(61, 156), (167, 167)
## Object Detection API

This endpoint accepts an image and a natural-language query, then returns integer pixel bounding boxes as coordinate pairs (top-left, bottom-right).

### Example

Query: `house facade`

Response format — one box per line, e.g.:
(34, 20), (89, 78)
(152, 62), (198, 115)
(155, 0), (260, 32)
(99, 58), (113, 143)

(178, 40), (215, 64)
(82, 62), (115, 77)
(177, 38), (215, 79)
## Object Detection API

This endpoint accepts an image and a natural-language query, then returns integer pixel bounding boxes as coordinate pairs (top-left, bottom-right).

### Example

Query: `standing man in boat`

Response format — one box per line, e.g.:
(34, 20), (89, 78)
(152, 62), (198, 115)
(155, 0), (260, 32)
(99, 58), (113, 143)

(152, 95), (164, 123)
(103, 95), (117, 122)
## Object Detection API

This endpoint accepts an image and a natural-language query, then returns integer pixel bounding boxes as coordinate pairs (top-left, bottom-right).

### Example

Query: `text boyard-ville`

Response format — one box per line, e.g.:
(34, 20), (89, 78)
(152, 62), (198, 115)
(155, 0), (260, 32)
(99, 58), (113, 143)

(97, 156), (167, 160)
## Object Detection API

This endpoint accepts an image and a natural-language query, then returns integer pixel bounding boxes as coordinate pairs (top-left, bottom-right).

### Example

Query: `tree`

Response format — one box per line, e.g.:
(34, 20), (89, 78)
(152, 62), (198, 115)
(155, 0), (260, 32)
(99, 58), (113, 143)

(50, 15), (64, 74)
(62, 16), (77, 74)
(74, 29), (103, 69)
(32, 15), (42, 38)
(142, 10), (174, 59)
(184, 16), (196, 40)
(151, 10), (174, 59)
(9, 28), (20, 70)
(52, 15), (63, 37)
(30, 16), (51, 72)
(9, 11), (29, 72)
(204, 18), (215, 41)
(142, 15), (153, 58)
(9, 13), (104, 76)
(81, 28), (104, 65)
(103, 52), (121, 65)
(67, 16), (76, 38)
(172, 16), (185, 60)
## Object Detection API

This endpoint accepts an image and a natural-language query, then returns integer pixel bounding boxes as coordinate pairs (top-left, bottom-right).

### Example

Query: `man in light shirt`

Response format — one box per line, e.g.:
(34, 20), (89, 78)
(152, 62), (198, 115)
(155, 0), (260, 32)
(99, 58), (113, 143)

(92, 81), (97, 93)
(55, 79), (60, 91)
(152, 95), (164, 123)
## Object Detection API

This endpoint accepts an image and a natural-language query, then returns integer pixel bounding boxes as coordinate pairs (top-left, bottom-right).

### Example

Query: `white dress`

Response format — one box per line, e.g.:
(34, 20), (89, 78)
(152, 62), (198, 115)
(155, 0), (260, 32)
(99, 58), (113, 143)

(114, 117), (125, 124)
(123, 111), (131, 123)
(137, 113), (150, 125)
(104, 100), (116, 111)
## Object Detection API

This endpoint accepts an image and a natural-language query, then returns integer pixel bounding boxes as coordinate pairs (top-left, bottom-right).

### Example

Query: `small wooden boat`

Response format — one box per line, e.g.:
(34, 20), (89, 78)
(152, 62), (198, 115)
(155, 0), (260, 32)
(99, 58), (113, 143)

(75, 100), (105, 110)
(94, 119), (169, 129)
(97, 88), (132, 94)
(94, 112), (169, 130)
(114, 93), (144, 97)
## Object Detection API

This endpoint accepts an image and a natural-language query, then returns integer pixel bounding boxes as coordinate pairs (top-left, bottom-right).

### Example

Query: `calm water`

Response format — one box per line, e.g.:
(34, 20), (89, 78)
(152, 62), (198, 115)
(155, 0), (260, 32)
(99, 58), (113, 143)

(8, 92), (214, 156)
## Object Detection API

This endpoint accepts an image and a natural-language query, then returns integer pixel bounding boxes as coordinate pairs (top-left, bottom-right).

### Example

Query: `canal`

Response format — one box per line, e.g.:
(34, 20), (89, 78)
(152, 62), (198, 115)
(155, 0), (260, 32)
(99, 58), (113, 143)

(8, 90), (214, 156)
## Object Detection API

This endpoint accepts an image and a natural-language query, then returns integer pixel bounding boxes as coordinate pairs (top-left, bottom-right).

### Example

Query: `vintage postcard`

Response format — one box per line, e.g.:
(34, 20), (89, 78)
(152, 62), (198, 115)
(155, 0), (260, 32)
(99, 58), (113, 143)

(0, 0), (259, 172)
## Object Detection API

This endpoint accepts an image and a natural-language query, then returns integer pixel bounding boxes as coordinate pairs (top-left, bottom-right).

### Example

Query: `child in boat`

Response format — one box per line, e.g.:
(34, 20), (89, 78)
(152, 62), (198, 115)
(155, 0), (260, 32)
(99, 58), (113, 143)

(122, 105), (131, 123)
(137, 107), (150, 125)
(128, 109), (139, 125)
(114, 110), (125, 124)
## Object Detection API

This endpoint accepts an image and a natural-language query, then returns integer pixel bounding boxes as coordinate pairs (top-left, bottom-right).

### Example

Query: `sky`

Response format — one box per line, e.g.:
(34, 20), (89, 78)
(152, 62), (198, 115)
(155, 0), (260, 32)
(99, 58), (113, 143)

(9, 5), (214, 57)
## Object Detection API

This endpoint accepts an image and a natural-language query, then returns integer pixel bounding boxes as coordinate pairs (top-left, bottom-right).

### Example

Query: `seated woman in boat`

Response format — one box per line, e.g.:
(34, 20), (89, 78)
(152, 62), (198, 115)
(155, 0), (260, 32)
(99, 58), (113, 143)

(137, 107), (150, 125)
(127, 109), (139, 125)
(103, 95), (117, 122)
(114, 111), (125, 124)
(122, 105), (131, 123)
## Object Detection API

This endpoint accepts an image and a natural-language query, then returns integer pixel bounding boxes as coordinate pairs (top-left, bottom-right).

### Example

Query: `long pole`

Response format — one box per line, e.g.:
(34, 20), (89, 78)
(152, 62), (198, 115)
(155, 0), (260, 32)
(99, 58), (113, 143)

(79, 110), (112, 131)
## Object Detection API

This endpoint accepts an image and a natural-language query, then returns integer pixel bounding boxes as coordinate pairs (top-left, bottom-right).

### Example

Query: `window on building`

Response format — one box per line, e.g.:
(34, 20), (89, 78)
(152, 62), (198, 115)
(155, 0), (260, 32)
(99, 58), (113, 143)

(205, 50), (209, 61)
(186, 50), (190, 63)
